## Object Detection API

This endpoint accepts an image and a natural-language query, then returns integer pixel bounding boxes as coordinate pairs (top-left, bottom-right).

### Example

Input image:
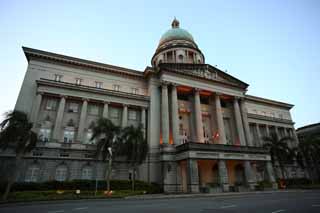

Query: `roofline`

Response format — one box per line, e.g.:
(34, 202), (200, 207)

(245, 94), (294, 109)
(296, 122), (320, 131)
(22, 46), (146, 77)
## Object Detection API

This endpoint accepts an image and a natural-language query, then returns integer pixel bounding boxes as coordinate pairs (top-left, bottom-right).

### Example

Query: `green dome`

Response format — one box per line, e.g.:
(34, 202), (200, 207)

(159, 28), (194, 45)
(158, 18), (195, 46)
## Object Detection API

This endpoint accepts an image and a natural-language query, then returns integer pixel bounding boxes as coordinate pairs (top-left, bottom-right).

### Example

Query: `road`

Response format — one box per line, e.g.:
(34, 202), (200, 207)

(1, 190), (320, 213)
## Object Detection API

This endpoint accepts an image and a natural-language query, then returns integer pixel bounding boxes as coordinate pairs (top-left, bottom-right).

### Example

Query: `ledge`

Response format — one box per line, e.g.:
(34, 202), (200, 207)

(247, 113), (294, 125)
(176, 142), (269, 154)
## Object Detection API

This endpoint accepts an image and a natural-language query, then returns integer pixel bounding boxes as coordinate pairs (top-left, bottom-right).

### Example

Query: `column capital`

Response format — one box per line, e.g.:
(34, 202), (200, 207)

(140, 106), (147, 110)
(82, 98), (89, 102)
(171, 83), (179, 87)
(60, 95), (68, 99)
(122, 104), (129, 107)
(234, 96), (241, 101)
(215, 92), (223, 96)
(194, 88), (201, 92)
(161, 81), (170, 86)
(103, 101), (110, 105)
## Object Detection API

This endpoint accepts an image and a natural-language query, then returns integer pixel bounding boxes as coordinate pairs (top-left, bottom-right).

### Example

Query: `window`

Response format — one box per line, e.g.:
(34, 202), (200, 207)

(95, 81), (103, 89)
(132, 88), (139, 95)
(221, 100), (227, 108)
(68, 102), (79, 113)
(113, 84), (120, 91)
(75, 78), (82, 85)
(25, 165), (40, 182)
(59, 153), (69, 158)
(63, 129), (75, 143)
(88, 104), (99, 115)
(45, 98), (58, 110)
(128, 110), (137, 120)
(55, 165), (68, 181)
(39, 128), (51, 142)
(110, 108), (120, 119)
(81, 167), (93, 180)
(54, 74), (62, 82)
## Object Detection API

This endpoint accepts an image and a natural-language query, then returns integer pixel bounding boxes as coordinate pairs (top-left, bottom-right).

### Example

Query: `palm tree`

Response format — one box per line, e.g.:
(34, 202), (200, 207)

(263, 133), (294, 180)
(91, 118), (120, 192)
(0, 111), (37, 200)
(118, 124), (148, 191)
(295, 135), (320, 182)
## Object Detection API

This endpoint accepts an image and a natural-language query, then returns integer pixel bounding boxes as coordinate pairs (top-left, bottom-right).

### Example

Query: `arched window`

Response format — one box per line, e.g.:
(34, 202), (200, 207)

(81, 166), (93, 180)
(55, 165), (68, 181)
(178, 54), (184, 62)
(25, 165), (40, 182)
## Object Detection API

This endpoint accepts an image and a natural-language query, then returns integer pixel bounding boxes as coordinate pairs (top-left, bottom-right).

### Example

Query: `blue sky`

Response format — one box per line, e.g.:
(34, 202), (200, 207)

(0, 0), (319, 128)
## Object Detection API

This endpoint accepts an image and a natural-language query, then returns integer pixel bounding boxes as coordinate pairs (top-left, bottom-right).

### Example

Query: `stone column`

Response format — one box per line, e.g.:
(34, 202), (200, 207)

(102, 102), (109, 119)
(240, 99), (252, 146)
(215, 93), (227, 144)
(244, 161), (256, 190)
(194, 89), (204, 143)
(291, 128), (299, 147)
(171, 84), (180, 145)
(218, 160), (229, 192)
(53, 96), (66, 141)
(141, 107), (146, 139)
(266, 125), (270, 136)
(233, 97), (246, 146)
(186, 159), (199, 193)
(161, 83), (170, 144)
(122, 104), (128, 127)
(30, 92), (43, 125)
(275, 126), (280, 139)
(266, 161), (278, 189)
(77, 99), (88, 142)
(255, 124), (262, 147)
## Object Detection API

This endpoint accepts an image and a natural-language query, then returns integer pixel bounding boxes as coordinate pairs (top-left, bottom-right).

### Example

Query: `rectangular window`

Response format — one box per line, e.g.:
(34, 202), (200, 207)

(63, 129), (75, 143)
(45, 98), (58, 111)
(67, 102), (79, 113)
(128, 110), (137, 120)
(54, 74), (62, 82)
(131, 88), (139, 95)
(95, 81), (103, 89)
(113, 84), (120, 91)
(88, 104), (99, 115)
(75, 78), (82, 85)
(110, 108), (120, 119)
(39, 128), (51, 142)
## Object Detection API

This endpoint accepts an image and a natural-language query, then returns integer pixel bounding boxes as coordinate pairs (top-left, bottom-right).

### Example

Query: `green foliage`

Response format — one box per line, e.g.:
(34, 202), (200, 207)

(0, 180), (162, 194)
(118, 124), (148, 166)
(91, 118), (120, 161)
(0, 110), (37, 153)
(256, 180), (273, 190)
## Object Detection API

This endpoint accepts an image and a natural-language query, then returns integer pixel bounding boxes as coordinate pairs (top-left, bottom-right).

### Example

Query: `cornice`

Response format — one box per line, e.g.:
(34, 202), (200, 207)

(22, 46), (148, 78)
(36, 78), (150, 102)
(245, 94), (294, 109)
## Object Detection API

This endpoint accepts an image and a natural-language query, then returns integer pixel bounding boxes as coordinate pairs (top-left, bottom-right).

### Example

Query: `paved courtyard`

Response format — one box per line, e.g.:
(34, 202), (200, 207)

(1, 190), (320, 213)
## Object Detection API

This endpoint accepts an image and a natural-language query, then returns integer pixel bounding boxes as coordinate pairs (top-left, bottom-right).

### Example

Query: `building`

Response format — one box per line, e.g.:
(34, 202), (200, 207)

(0, 19), (304, 192)
(296, 123), (320, 140)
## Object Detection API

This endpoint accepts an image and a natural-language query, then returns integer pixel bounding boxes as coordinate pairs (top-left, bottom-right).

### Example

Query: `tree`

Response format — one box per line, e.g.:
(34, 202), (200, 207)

(91, 118), (120, 192)
(263, 133), (294, 180)
(295, 135), (320, 182)
(118, 124), (148, 191)
(0, 111), (37, 200)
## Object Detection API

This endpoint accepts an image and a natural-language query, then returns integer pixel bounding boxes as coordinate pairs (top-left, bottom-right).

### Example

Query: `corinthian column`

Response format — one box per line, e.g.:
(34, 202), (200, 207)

(122, 104), (128, 127)
(171, 84), (180, 145)
(53, 96), (66, 141)
(141, 107), (146, 139)
(215, 93), (227, 144)
(102, 102), (109, 119)
(30, 92), (43, 125)
(77, 99), (88, 142)
(194, 89), (204, 143)
(233, 97), (246, 146)
(240, 99), (252, 146)
(161, 83), (170, 144)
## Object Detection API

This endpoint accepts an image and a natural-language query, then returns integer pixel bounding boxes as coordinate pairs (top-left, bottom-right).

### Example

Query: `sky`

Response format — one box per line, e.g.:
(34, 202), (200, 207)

(0, 0), (319, 128)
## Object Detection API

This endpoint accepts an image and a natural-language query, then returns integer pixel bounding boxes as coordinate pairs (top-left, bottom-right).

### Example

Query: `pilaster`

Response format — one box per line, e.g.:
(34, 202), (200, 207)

(53, 95), (66, 141)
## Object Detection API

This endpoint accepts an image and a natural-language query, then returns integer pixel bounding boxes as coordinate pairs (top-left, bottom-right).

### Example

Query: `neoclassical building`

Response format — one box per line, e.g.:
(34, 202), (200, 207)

(0, 19), (303, 192)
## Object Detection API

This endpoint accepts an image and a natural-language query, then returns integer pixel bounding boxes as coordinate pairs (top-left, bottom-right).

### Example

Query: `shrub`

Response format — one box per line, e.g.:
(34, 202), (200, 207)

(0, 179), (162, 194)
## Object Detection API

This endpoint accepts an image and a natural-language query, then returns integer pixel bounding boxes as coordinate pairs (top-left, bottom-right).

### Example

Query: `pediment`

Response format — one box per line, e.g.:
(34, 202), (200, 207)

(159, 63), (248, 89)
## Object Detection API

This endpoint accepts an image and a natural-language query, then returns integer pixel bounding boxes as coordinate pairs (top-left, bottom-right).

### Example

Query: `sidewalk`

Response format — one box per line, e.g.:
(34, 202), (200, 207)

(125, 189), (308, 200)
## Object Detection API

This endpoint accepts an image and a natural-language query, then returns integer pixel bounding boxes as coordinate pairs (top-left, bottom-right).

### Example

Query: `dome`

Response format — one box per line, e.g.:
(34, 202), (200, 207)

(158, 18), (196, 46)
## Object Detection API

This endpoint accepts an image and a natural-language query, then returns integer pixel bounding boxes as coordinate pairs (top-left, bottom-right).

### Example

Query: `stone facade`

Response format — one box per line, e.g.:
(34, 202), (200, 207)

(0, 19), (305, 192)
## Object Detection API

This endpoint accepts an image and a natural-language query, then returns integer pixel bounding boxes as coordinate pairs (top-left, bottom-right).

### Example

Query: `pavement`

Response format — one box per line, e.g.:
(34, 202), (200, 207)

(0, 190), (320, 213)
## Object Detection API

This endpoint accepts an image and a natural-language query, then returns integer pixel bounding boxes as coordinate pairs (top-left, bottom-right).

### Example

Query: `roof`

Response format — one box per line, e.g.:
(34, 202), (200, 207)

(296, 122), (320, 132)
(245, 94), (294, 109)
(22, 46), (145, 78)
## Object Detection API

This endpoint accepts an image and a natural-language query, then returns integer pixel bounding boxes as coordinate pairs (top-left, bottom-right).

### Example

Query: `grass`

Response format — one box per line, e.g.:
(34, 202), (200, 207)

(5, 190), (146, 202)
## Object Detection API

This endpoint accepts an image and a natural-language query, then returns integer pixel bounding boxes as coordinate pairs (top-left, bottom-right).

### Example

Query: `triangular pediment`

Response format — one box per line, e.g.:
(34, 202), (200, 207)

(159, 63), (248, 89)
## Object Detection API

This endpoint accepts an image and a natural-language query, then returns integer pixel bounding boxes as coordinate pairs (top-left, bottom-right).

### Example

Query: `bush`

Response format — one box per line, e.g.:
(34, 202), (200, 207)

(256, 181), (273, 190)
(0, 180), (163, 194)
